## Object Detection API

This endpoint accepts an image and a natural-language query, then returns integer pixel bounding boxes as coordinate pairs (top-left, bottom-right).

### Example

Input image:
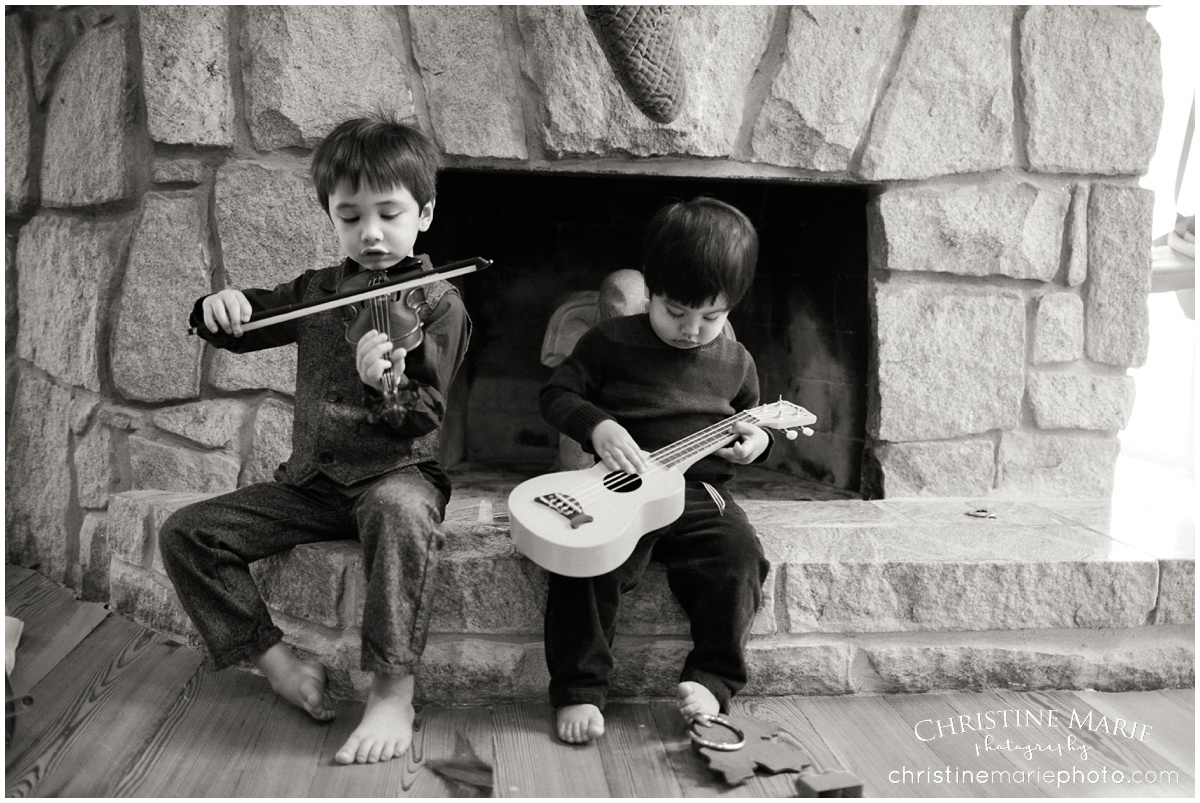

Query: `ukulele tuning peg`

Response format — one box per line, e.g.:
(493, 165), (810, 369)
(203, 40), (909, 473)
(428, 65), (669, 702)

(801, 427), (814, 437)
(785, 429), (799, 441)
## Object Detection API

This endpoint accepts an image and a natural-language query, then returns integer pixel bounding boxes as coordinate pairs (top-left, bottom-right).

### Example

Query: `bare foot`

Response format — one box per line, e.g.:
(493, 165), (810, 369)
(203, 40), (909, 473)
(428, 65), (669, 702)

(334, 672), (415, 764)
(677, 681), (720, 723)
(556, 703), (605, 744)
(253, 642), (335, 721)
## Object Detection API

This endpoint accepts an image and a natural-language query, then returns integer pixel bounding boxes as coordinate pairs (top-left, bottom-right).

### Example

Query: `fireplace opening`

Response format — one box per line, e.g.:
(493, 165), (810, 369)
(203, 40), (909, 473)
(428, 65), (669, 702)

(421, 171), (870, 500)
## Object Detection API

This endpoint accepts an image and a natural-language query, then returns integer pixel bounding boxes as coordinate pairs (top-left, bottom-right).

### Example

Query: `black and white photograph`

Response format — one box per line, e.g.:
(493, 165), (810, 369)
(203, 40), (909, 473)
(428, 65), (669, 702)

(4, 3), (1194, 797)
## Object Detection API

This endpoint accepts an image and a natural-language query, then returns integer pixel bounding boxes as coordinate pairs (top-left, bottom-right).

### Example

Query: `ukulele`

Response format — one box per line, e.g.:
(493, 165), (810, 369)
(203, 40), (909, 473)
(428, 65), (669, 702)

(508, 399), (817, 577)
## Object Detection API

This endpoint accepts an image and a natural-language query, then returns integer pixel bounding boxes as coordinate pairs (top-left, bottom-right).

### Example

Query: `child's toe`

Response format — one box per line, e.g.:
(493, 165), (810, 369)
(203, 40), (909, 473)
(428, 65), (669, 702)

(334, 737), (361, 765)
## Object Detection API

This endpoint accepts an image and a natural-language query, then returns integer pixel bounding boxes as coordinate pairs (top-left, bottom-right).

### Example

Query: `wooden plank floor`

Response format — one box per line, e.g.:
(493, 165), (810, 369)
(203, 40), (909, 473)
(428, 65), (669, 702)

(5, 567), (1194, 797)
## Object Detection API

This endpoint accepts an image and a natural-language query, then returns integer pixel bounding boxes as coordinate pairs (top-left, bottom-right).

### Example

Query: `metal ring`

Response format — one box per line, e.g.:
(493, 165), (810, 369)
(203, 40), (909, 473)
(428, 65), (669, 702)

(688, 715), (746, 752)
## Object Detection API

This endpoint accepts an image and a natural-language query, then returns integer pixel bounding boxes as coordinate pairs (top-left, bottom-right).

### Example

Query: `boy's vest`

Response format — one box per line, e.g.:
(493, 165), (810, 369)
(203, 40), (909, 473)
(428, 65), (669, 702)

(284, 261), (458, 487)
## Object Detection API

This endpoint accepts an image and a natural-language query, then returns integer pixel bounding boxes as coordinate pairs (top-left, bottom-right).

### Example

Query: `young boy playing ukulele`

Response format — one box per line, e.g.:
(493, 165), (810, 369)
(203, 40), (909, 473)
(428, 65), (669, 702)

(539, 197), (772, 743)
(159, 114), (470, 765)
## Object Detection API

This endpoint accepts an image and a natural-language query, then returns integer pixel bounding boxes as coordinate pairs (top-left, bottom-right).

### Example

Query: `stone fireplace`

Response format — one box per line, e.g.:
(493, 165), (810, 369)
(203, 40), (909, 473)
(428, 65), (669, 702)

(8, 7), (1187, 699)
(423, 170), (870, 492)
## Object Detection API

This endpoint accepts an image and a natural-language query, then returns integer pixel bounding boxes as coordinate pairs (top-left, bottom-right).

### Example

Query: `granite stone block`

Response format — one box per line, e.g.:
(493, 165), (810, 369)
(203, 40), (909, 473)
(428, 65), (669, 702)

(871, 183), (1068, 280)
(152, 400), (248, 450)
(873, 440), (995, 497)
(873, 284), (1025, 441)
(1022, 6), (1162, 175)
(996, 432), (1120, 498)
(1085, 184), (1154, 368)
(41, 18), (147, 207)
(751, 6), (904, 172)
(1027, 372), (1135, 431)
(16, 214), (137, 392)
(5, 16), (32, 213)
(5, 374), (75, 584)
(108, 558), (199, 643)
(112, 192), (210, 402)
(254, 541), (363, 630)
(768, 524), (1158, 632)
(128, 435), (240, 495)
(138, 6), (234, 146)
(1032, 293), (1085, 364)
(409, 5), (526, 159)
(859, 5), (1012, 180)
(241, 398), (294, 487)
(241, 6), (413, 150)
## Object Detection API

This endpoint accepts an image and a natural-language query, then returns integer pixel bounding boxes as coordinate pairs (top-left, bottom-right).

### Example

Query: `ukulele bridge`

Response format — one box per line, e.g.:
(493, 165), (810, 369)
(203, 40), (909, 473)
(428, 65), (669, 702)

(534, 493), (594, 529)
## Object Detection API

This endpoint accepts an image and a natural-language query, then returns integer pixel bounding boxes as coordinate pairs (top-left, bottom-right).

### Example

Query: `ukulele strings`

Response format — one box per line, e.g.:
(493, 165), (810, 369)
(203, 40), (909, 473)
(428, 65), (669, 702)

(568, 412), (753, 504)
(568, 409), (763, 505)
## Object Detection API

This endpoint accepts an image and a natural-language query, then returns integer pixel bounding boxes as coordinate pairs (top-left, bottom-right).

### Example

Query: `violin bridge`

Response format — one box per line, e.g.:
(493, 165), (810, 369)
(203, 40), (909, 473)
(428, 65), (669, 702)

(534, 493), (594, 529)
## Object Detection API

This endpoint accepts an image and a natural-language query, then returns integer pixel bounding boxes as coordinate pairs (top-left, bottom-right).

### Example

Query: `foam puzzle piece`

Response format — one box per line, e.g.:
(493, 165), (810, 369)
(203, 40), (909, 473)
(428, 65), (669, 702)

(691, 714), (812, 786)
(795, 768), (865, 797)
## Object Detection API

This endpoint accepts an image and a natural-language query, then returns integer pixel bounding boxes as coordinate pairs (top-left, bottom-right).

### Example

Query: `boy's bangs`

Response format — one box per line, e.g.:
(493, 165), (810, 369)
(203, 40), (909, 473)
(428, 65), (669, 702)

(311, 116), (440, 211)
(645, 222), (757, 308)
(657, 258), (728, 308)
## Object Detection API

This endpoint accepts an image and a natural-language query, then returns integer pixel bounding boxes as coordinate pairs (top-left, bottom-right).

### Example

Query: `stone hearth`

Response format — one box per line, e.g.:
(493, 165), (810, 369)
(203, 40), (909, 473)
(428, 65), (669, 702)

(106, 480), (1192, 701)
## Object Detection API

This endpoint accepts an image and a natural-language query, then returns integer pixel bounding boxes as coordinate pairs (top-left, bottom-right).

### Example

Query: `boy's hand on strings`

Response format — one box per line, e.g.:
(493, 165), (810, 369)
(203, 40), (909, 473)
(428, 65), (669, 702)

(590, 419), (649, 474)
(356, 330), (407, 393)
(202, 289), (252, 336)
(715, 421), (769, 465)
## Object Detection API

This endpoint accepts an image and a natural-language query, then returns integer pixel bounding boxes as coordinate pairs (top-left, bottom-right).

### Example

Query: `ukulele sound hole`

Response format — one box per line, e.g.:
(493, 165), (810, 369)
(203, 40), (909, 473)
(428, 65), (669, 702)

(603, 471), (642, 493)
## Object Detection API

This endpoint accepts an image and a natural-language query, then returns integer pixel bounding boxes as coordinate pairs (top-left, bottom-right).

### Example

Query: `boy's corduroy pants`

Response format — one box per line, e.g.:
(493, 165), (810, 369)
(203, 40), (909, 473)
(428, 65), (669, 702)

(159, 466), (446, 676)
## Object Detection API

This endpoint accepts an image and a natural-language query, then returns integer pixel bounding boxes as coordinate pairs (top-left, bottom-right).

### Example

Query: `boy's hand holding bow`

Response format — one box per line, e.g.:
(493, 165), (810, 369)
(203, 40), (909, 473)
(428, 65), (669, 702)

(202, 289), (252, 336)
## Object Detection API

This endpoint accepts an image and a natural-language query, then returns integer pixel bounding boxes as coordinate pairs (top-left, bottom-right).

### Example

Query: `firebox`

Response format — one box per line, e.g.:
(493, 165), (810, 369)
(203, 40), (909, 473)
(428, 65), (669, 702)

(422, 171), (870, 498)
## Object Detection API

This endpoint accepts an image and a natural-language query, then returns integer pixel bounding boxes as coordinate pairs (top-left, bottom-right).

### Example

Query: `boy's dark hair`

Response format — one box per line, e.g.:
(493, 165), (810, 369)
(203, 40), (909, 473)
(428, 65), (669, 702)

(311, 112), (442, 213)
(641, 196), (758, 308)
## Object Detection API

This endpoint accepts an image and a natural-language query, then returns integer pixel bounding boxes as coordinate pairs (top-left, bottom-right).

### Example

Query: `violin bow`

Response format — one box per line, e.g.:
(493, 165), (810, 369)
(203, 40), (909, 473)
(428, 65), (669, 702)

(187, 256), (492, 336)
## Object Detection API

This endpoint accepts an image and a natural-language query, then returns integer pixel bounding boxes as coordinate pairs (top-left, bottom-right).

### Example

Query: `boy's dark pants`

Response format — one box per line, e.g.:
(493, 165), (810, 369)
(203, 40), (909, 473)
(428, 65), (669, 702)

(545, 482), (769, 713)
(159, 467), (446, 676)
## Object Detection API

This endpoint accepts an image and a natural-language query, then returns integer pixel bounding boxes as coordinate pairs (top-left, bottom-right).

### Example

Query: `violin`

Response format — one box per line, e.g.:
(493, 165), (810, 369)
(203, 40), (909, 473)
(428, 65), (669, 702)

(338, 257), (433, 427)
(187, 255), (491, 426)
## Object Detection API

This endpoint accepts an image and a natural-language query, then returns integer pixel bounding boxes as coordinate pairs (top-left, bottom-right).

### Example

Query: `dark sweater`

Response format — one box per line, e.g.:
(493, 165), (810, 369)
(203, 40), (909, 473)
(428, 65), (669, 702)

(540, 313), (771, 484)
(191, 256), (470, 491)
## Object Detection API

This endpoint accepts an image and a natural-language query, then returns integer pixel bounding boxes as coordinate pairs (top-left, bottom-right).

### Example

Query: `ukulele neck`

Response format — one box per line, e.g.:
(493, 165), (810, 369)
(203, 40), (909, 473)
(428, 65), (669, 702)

(648, 411), (757, 475)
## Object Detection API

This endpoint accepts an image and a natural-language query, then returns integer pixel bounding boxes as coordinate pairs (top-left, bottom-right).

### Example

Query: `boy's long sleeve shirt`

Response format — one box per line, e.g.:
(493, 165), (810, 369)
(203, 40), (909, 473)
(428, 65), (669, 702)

(190, 256), (470, 489)
(540, 313), (772, 484)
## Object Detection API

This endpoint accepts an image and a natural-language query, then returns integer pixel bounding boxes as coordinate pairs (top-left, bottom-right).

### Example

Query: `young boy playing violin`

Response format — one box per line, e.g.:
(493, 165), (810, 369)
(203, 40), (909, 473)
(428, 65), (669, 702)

(158, 113), (469, 765)
(539, 196), (772, 743)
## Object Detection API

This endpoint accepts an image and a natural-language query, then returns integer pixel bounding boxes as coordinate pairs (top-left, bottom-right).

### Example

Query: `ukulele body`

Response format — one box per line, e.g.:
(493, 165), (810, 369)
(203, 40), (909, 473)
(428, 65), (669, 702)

(508, 459), (685, 577)
(509, 399), (817, 577)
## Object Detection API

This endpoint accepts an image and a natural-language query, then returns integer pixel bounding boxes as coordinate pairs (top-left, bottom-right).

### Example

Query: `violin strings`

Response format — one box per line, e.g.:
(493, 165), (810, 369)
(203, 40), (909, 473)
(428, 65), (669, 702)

(368, 281), (396, 395)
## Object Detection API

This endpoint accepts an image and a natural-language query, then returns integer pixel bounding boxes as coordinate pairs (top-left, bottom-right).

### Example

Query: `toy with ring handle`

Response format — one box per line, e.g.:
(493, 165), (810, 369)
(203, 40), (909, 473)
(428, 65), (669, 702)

(688, 713), (864, 795)
(688, 715), (746, 752)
